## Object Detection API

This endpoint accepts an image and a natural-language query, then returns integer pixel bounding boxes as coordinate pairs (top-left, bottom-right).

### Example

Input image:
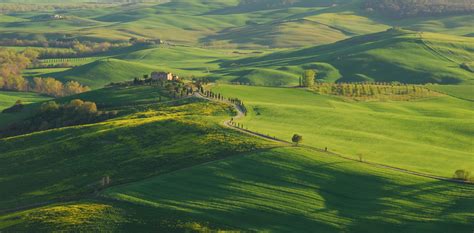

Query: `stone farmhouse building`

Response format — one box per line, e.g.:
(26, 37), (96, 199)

(151, 71), (179, 81)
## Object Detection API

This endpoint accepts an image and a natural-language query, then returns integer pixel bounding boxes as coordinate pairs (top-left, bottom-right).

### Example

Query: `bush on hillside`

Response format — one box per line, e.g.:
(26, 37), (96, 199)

(453, 170), (471, 181)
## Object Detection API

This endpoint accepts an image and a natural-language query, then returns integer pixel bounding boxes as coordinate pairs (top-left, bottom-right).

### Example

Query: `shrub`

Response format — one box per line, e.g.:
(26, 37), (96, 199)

(453, 170), (471, 181)
(292, 134), (303, 146)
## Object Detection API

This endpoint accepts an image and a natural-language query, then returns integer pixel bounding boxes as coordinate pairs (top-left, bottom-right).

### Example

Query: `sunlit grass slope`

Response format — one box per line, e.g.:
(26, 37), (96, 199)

(0, 86), (268, 210)
(427, 85), (474, 101)
(3, 147), (473, 232)
(49, 58), (157, 89)
(222, 29), (474, 85)
(0, 91), (50, 111)
(99, 147), (474, 232)
(116, 46), (240, 78)
(214, 84), (474, 177)
(0, 0), (471, 48)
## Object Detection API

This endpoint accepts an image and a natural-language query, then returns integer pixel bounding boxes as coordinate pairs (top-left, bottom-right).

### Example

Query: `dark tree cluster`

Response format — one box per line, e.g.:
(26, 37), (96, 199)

(312, 82), (436, 100)
(363, 0), (474, 18)
(0, 99), (117, 138)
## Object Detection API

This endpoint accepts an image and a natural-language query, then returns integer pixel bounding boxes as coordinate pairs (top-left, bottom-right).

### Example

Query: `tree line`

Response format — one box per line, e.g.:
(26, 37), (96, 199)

(363, 0), (474, 18)
(201, 90), (248, 115)
(311, 82), (437, 100)
(0, 48), (90, 97)
(0, 39), (130, 59)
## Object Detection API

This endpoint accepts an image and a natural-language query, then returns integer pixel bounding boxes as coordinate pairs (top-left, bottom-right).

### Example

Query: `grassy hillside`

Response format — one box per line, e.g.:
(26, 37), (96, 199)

(116, 46), (239, 78)
(214, 84), (474, 177)
(0, 0), (472, 48)
(0, 91), (50, 110)
(0, 86), (268, 210)
(99, 147), (472, 232)
(49, 59), (157, 89)
(427, 85), (474, 101)
(3, 147), (473, 232)
(221, 29), (474, 85)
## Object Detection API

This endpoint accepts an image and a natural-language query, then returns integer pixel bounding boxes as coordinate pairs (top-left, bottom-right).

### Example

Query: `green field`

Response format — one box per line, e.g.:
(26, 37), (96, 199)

(49, 59), (157, 89)
(4, 147), (472, 232)
(219, 29), (474, 85)
(0, 0), (472, 48)
(427, 85), (474, 101)
(1, 0), (473, 231)
(0, 86), (267, 210)
(214, 84), (474, 177)
(15, 29), (473, 90)
(0, 91), (50, 110)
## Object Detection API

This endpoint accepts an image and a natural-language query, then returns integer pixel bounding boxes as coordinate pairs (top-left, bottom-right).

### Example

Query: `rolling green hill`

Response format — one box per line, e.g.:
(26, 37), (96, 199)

(0, 86), (267, 210)
(3, 147), (472, 232)
(0, 0), (473, 231)
(49, 59), (157, 89)
(0, 91), (50, 111)
(426, 85), (474, 101)
(221, 29), (474, 85)
(0, 0), (472, 48)
(214, 84), (474, 177)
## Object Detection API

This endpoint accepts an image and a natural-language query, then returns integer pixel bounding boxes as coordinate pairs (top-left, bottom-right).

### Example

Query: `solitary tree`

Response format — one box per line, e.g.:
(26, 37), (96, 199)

(292, 134), (303, 146)
(302, 69), (316, 87)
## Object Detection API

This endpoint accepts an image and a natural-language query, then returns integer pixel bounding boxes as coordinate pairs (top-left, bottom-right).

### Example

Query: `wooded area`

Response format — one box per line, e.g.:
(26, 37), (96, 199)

(0, 48), (90, 96)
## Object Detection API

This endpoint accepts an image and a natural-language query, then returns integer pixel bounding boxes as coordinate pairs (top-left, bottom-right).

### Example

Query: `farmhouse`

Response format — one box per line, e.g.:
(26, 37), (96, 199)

(52, 14), (65, 20)
(151, 71), (179, 81)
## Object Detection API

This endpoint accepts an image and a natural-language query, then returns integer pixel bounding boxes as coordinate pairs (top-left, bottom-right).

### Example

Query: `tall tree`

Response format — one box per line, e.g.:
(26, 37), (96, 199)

(302, 69), (316, 87)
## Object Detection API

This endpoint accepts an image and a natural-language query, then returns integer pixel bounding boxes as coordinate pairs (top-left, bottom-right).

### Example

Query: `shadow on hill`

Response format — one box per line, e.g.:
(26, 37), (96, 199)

(220, 29), (468, 84)
(103, 148), (474, 232)
(0, 111), (262, 211)
(47, 59), (156, 89)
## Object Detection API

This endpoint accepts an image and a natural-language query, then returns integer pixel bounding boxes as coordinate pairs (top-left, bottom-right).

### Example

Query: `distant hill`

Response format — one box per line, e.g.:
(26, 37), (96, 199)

(221, 29), (474, 85)
(50, 59), (157, 89)
(0, 0), (472, 48)
(363, 0), (474, 18)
